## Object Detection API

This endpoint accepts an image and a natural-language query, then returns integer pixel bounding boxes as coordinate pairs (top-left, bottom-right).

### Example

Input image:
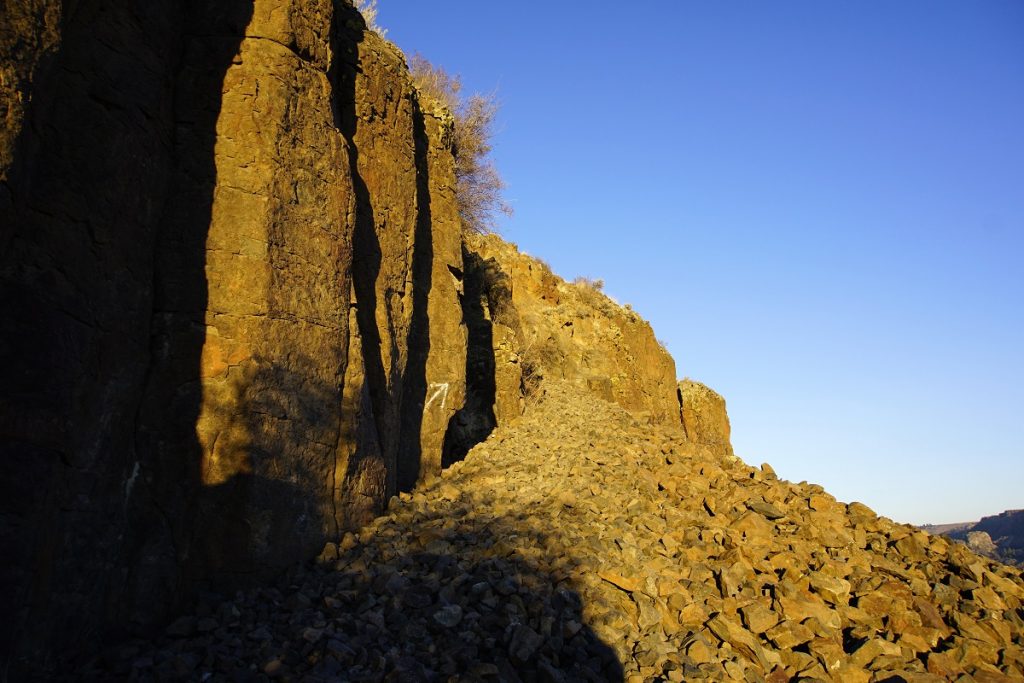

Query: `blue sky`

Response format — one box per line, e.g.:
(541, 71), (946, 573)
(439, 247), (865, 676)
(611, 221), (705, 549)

(376, 1), (1024, 525)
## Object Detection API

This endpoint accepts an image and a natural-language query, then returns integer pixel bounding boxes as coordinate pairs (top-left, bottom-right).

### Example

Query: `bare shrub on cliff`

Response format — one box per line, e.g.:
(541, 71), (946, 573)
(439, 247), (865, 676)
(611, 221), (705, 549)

(519, 357), (543, 401)
(410, 54), (512, 234)
(573, 276), (605, 292)
(355, 0), (388, 37)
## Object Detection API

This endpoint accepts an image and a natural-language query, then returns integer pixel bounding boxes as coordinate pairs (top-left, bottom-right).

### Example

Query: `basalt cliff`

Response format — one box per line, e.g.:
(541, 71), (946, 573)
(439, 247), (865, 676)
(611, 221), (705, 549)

(2, 2), (1023, 680)
(0, 0), (678, 670)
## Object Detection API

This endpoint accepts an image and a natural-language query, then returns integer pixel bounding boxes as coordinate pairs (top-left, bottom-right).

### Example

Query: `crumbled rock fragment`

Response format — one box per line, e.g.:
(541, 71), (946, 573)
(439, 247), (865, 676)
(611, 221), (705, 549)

(64, 381), (1024, 681)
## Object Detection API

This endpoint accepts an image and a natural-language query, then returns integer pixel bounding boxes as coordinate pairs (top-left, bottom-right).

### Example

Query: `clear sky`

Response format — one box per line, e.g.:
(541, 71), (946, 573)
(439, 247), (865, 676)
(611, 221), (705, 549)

(375, 1), (1024, 526)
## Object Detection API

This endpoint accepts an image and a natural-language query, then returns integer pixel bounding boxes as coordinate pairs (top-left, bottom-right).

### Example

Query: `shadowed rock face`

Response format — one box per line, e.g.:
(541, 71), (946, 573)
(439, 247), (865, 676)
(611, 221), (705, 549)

(1, 0), (200, 666)
(0, 0), (468, 671)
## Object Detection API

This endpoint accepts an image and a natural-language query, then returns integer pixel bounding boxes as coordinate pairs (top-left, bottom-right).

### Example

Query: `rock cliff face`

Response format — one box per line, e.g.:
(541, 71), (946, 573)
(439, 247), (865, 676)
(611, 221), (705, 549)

(4, 3), (1021, 680)
(2, 0), (196, 664)
(0, 1), (679, 671)
(679, 379), (734, 455)
(333, 18), (466, 537)
(0, 0), (463, 668)
(443, 234), (681, 460)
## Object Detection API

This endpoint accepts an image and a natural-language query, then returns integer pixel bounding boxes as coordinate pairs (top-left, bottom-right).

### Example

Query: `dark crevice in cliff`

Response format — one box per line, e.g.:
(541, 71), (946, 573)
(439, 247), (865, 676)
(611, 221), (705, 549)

(676, 384), (688, 439)
(396, 96), (433, 493)
(442, 246), (498, 466)
(336, 23), (394, 500)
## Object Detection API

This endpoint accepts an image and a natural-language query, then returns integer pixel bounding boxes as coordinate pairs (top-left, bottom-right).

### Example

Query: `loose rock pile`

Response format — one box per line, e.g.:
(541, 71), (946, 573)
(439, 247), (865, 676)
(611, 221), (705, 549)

(74, 381), (1024, 681)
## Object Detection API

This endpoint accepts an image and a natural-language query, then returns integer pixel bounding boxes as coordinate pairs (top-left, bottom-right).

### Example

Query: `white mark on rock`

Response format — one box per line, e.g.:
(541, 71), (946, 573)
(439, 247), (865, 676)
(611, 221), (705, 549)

(124, 461), (141, 500)
(425, 382), (450, 411)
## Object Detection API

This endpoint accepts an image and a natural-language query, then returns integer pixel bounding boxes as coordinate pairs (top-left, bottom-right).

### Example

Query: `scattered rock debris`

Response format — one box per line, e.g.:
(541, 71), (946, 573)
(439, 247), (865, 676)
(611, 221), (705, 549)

(72, 382), (1024, 681)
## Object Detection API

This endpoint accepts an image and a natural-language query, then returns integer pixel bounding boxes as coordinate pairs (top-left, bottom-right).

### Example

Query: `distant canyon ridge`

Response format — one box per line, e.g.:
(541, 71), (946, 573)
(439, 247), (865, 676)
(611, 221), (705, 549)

(922, 510), (1024, 567)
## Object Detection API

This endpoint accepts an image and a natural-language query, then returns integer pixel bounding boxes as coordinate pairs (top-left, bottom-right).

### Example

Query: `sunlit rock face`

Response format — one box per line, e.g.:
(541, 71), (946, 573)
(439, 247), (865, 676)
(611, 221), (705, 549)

(2, 0), (694, 673)
(678, 379), (734, 455)
(443, 233), (682, 462)
(333, 21), (466, 522)
(0, 0), (467, 669)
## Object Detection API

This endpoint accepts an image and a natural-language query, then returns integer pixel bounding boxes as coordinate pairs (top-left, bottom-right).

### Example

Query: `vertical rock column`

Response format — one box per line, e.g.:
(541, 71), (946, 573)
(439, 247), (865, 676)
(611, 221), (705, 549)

(134, 0), (355, 602)
(678, 379), (734, 455)
(399, 100), (468, 484)
(334, 20), (467, 529)
(334, 25), (421, 526)
(186, 2), (355, 581)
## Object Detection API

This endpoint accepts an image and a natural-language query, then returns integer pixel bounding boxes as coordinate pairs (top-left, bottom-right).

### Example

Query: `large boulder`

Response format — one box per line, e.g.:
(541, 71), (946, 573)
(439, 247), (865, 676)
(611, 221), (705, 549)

(678, 379), (733, 455)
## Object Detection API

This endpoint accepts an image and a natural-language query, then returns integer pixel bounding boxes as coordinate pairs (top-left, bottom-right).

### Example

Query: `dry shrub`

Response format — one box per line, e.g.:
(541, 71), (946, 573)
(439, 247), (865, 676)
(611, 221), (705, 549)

(519, 357), (543, 401)
(573, 276), (604, 292)
(355, 0), (387, 37)
(410, 54), (512, 234)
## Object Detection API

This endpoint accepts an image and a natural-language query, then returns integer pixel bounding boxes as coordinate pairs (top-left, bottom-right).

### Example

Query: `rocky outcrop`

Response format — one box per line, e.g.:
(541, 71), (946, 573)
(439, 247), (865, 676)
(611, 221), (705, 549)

(0, 0), (469, 672)
(73, 381), (1024, 681)
(443, 234), (681, 460)
(333, 20), (466, 532)
(1, 1), (680, 671)
(679, 379), (734, 455)
(971, 510), (1024, 565)
(966, 531), (1000, 557)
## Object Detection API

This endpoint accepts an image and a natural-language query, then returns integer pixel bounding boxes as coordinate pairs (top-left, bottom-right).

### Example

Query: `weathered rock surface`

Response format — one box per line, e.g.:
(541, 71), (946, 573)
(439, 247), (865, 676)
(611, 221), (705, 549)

(443, 233), (681, 462)
(0, 0), (467, 671)
(6, 1), (1017, 679)
(72, 381), (1024, 681)
(0, 2), (684, 671)
(136, 0), (358, 606)
(679, 379), (734, 455)
(2, 0), (206, 668)
(334, 16), (466, 529)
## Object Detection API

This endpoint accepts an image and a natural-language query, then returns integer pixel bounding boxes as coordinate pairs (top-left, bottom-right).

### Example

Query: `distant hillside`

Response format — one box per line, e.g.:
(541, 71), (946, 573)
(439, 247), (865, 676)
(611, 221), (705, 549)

(922, 509), (1024, 566)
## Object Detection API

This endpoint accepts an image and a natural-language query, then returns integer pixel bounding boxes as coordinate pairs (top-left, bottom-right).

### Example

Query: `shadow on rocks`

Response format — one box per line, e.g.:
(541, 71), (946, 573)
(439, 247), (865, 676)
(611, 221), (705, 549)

(316, 517), (625, 681)
(75, 510), (625, 682)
